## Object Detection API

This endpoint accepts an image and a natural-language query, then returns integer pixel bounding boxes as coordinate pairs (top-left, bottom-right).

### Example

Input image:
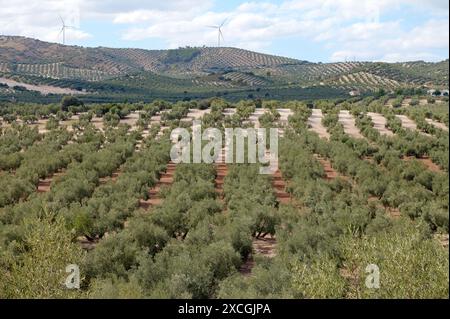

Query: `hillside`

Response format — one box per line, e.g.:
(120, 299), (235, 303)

(0, 36), (448, 102)
(0, 36), (301, 78)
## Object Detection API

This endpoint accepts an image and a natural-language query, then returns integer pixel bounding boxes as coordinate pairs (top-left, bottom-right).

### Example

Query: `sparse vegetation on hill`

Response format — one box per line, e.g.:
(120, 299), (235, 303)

(0, 36), (448, 103)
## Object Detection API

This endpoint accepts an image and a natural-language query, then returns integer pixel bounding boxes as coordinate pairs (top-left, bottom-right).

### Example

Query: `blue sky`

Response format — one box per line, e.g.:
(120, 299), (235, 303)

(0, 0), (448, 62)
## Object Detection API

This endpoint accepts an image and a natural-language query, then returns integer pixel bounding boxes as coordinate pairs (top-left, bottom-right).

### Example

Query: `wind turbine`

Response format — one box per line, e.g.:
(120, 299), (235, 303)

(207, 19), (227, 47)
(58, 15), (76, 45)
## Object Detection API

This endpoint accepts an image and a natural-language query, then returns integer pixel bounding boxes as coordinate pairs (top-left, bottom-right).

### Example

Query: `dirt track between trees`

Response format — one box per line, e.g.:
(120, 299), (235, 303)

(37, 170), (65, 193)
(240, 236), (277, 277)
(403, 156), (442, 173)
(314, 154), (340, 180)
(214, 148), (228, 201)
(139, 162), (176, 209)
(367, 112), (394, 136)
(425, 118), (449, 132)
(307, 109), (330, 139)
(338, 110), (364, 139)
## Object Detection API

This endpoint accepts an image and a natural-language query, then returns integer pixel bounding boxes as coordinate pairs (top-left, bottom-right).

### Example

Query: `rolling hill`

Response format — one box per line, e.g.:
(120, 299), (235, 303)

(0, 35), (448, 102)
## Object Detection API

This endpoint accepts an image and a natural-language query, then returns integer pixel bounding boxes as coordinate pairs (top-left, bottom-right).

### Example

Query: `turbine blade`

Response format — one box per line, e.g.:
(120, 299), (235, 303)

(220, 18), (227, 27)
(59, 14), (64, 26)
(206, 25), (219, 29)
(219, 30), (224, 41)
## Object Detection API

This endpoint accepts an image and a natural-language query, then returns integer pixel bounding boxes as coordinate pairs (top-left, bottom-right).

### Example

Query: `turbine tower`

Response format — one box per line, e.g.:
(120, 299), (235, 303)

(207, 19), (227, 47)
(58, 15), (76, 45)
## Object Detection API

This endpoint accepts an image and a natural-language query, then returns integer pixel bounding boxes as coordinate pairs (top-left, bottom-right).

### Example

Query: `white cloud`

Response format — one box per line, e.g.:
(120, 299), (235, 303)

(329, 18), (449, 62)
(0, 0), (90, 43)
(113, 0), (449, 61)
(0, 0), (211, 43)
(0, 0), (448, 61)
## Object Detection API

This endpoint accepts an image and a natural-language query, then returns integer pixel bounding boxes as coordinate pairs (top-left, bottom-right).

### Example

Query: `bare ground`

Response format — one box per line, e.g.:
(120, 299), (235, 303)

(240, 236), (277, 277)
(338, 110), (364, 139)
(139, 162), (176, 210)
(401, 98), (412, 107)
(307, 109), (330, 139)
(37, 170), (66, 193)
(403, 156), (442, 173)
(314, 154), (339, 180)
(214, 149), (228, 201)
(0, 77), (88, 96)
(367, 112), (394, 136)
(272, 169), (292, 204)
(425, 118), (449, 132)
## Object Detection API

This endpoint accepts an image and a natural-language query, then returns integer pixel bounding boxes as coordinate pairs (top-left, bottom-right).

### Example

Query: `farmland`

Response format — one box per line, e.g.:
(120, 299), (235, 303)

(1, 37), (448, 103)
(0, 95), (448, 299)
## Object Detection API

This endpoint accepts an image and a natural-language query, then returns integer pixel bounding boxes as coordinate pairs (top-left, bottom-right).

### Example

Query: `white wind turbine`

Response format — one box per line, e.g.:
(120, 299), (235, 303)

(207, 19), (227, 47)
(58, 15), (76, 45)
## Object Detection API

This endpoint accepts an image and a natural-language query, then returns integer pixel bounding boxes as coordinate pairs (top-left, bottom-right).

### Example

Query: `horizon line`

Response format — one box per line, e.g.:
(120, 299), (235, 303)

(1, 34), (449, 65)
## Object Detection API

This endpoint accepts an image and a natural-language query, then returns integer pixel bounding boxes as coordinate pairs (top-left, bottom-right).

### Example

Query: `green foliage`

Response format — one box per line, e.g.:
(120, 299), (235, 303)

(164, 48), (201, 64)
(340, 223), (449, 298)
(0, 212), (86, 298)
(61, 96), (84, 112)
(0, 97), (448, 300)
(290, 255), (347, 298)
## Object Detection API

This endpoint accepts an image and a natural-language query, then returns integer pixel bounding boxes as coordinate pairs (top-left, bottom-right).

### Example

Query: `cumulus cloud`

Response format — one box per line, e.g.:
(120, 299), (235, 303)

(112, 0), (449, 61)
(0, 0), (90, 43)
(329, 18), (449, 62)
(0, 0), (448, 61)
(0, 0), (211, 43)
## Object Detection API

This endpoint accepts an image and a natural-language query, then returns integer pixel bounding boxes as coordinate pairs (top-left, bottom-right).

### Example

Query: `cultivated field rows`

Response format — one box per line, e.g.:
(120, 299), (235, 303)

(307, 109), (330, 139)
(4, 107), (438, 143)
(367, 112), (395, 136)
(1, 98), (448, 298)
(426, 118), (449, 132)
(338, 110), (365, 139)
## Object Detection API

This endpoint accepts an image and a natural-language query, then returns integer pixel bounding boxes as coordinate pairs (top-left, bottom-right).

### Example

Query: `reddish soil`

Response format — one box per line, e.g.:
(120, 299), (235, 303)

(369, 196), (401, 219)
(240, 167), (286, 276)
(99, 170), (121, 185)
(77, 236), (99, 250)
(37, 178), (52, 193)
(272, 169), (291, 204)
(139, 162), (176, 209)
(214, 149), (228, 201)
(239, 259), (255, 276)
(314, 155), (339, 180)
(215, 162), (228, 200)
(387, 207), (401, 219)
(37, 170), (65, 193)
(240, 236), (277, 277)
(238, 158), (285, 276)
(403, 156), (442, 173)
